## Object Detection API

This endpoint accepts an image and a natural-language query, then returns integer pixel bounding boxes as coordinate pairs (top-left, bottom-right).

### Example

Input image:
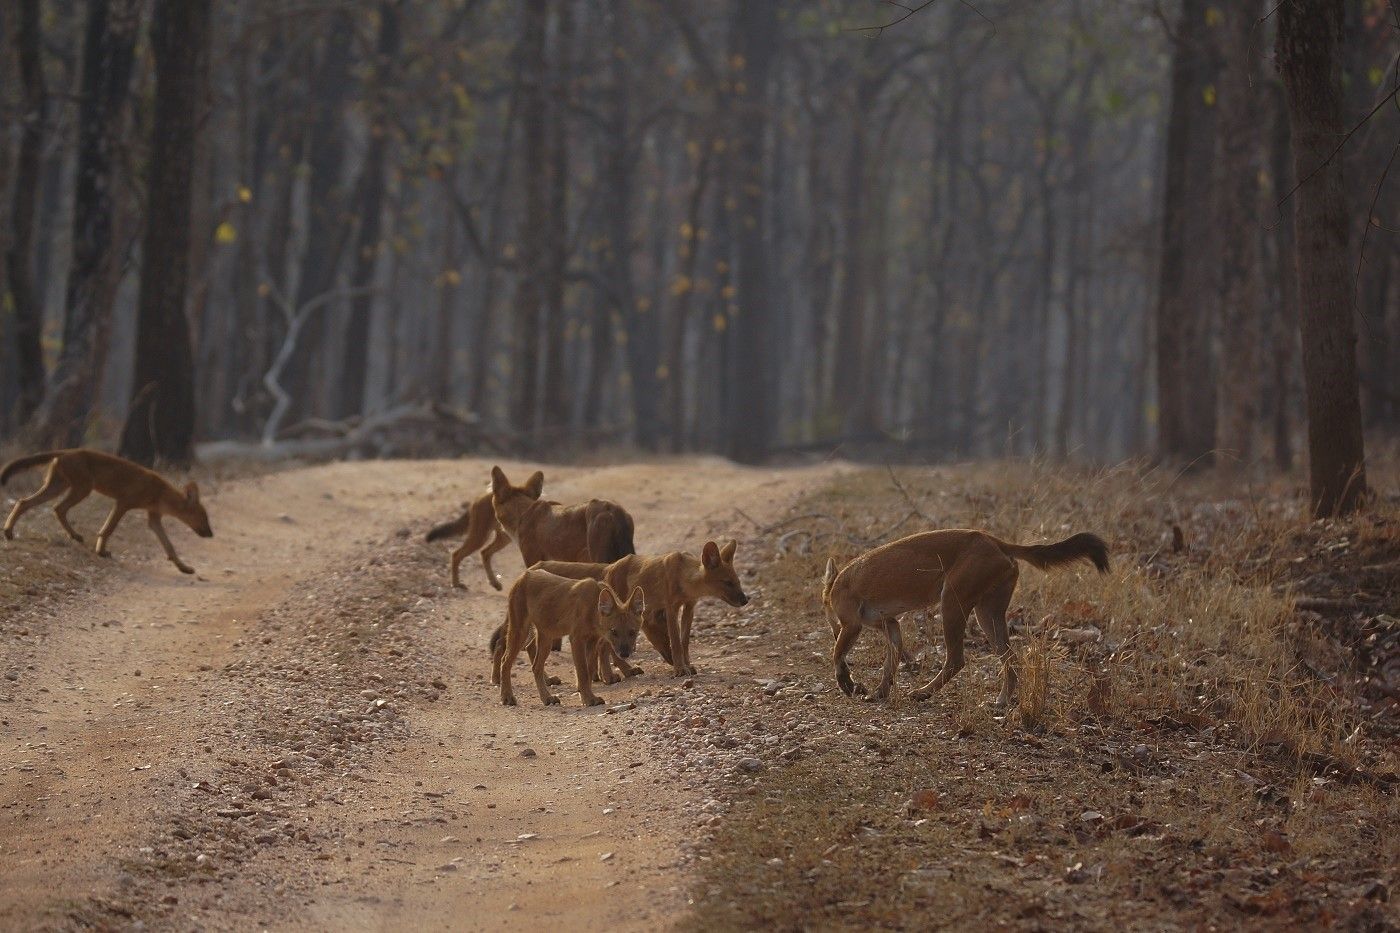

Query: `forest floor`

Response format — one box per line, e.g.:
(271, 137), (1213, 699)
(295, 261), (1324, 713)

(1, 454), (1397, 931)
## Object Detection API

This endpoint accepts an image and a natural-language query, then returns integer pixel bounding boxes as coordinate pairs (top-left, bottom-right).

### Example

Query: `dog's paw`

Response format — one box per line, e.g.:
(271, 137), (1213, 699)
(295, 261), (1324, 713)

(624, 666), (644, 678)
(69, 533), (85, 543)
(584, 696), (605, 707)
(489, 577), (503, 591)
(501, 695), (517, 707)
(2, 529), (12, 541)
(452, 581), (467, 590)
(177, 563), (196, 575)
(851, 682), (868, 696)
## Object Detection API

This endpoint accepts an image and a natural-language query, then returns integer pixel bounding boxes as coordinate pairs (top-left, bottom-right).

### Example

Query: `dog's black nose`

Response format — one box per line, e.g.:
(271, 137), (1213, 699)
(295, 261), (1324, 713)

(200, 529), (214, 538)
(737, 594), (749, 606)
(619, 644), (632, 658)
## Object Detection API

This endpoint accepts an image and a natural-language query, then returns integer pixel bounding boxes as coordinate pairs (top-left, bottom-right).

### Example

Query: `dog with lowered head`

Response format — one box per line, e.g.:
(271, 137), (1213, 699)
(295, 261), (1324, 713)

(496, 568), (644, 708)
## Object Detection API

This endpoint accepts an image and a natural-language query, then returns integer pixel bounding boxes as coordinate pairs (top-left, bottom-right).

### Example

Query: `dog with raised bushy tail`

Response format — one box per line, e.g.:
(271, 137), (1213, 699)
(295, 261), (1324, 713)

(822, 529), (1108, 705)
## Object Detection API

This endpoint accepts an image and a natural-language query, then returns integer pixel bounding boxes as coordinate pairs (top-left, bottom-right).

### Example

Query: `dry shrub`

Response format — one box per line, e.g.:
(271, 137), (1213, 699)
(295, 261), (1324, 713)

(1016, 625), (1059, 728)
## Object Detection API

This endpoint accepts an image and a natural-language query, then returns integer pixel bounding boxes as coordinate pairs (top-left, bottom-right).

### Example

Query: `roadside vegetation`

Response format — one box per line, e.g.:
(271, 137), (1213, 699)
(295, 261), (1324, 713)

(686, 458), (1398, 930)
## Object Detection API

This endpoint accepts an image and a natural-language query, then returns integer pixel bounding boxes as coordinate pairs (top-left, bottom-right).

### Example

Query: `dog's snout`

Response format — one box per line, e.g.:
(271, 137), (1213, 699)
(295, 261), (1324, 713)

(200, 528), (214, 538)
(736, 593), (750, 606)
(619, 644), (632, 658)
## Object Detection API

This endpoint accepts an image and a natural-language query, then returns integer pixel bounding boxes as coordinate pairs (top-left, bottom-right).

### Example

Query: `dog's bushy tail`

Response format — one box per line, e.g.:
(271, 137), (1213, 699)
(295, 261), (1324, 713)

(426, 492), (495, 548)
(489, 621), (508, 655)
(1002, 532), (1110, 574)
(425, 511), (471, 542)
(1, 452), (60, 486)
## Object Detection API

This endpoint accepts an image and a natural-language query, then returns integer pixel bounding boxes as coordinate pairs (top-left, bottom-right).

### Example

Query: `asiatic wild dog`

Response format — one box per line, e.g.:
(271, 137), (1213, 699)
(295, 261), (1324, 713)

(2, 449), (213, 575)
(822, 529), (1108, 705)
(497, 569), (644, 708)
(425, 470), (543, 589)
(489, 466), (635, 566)
(508, 540), (749, 681)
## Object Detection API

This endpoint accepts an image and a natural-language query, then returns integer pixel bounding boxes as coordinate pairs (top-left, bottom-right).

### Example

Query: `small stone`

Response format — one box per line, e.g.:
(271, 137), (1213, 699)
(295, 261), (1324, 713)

(737, 757), (763, 773)
(519, 748), (537, 758)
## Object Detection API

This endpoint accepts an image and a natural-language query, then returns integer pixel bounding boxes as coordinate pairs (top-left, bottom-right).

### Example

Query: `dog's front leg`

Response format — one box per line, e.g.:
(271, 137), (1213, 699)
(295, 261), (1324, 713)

(664, 605), (688, 677)
(573, 638), (604, 706)
(678, 602), (698, 676)
(148, 514), (195, 575)
(532, 635), (560, 706)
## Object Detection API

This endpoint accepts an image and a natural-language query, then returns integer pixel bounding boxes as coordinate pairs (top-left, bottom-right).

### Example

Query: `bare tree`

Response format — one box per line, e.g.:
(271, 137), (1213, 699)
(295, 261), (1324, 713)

(340, 0), (402, 419)
(1214, 0), (1266, 467)
(30, 0), (140, 447)
(1277, 0), (1368, 516)
(725, 0), (778, 464)
(120, 0), (211, 467)
(1155, 0), (1221, 466)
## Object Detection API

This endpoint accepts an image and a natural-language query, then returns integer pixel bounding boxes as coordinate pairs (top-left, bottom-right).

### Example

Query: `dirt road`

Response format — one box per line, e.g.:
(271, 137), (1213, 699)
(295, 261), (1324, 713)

(0, 457), (843, 931)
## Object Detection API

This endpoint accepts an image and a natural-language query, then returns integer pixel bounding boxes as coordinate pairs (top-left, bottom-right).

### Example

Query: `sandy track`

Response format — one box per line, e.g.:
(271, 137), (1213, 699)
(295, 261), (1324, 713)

(0, 457), (840, 930)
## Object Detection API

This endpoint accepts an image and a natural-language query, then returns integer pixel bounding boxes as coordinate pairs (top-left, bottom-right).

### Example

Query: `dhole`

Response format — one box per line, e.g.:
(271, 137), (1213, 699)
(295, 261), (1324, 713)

(496, 569), (644, 708)
(509, 540), (750, 681)
(489, 466), (635, 566)
(822, 529), (1108, 705)
(425, 470), (543, 589)
(2, 448), (214, 575)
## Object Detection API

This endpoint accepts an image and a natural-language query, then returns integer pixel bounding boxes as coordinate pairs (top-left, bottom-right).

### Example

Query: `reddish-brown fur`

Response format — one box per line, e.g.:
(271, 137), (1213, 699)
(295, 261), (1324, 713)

(822, 529), (1108, 705)
(2, 448), (213, 575)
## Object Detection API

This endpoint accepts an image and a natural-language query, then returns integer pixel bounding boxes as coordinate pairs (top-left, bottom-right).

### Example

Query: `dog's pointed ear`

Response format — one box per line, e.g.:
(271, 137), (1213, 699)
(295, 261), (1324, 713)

(185, 482), (200, 504)
(490, 466), (508, 496)
(525, 470), (544, 498)
(597, 586), (617, 617)
(628, 586), (645, 616)
(823, 557), (838, 590)
(720, 539), (737, 563)
(702, 540), (721, 570)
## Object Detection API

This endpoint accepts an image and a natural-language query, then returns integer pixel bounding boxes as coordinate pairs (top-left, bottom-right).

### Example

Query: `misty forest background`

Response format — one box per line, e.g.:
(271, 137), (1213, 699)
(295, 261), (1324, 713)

(0, 0), (1396, 516)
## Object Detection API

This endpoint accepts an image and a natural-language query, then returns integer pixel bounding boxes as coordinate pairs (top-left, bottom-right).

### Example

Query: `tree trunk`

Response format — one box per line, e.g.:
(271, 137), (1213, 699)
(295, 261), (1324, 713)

(5, 0), (46, 426)
(339, 1), (401, 419)
(1214, 0), (1265, 468)
(604, 0), (659, 450)
(430, 194), (458, 402)
(724, 0), (777, 463)
(1268, 82), (1298, 471)
(120, 0), (210, 467)
(541, 1), (573, 436)
(511, 0), (548, 438)
(31, 0), (140, 447)
(1277, 0), (1367, 516)
(1155, 0), (1221, 466)
(832, 82), (870, 436)
(285, 14), (355, 420)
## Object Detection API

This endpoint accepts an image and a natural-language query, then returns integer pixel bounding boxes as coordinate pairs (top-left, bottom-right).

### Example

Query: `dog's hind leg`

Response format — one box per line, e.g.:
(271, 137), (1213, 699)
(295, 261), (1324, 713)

(975, 573), (1019, 707)
(871, 618), (902, 702)
(478, 531), (512, 590)
(53, 481), (92, 543)
(911, 585), (970, 701)
(3, 465), (67, 540)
